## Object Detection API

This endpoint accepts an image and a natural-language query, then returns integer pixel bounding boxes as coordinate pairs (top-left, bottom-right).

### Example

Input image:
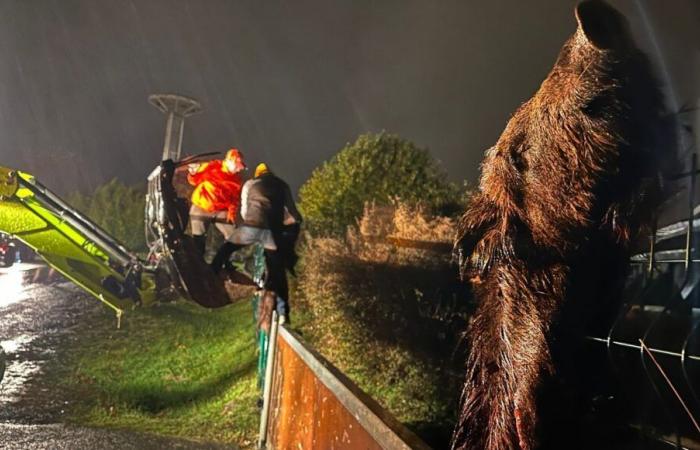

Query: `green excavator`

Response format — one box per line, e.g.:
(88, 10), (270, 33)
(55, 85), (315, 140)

(0, 157), (254, 327)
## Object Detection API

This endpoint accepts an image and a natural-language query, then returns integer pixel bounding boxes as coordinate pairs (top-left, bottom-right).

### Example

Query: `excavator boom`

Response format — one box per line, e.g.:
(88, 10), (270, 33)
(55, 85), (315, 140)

(0, 166), (156, 320)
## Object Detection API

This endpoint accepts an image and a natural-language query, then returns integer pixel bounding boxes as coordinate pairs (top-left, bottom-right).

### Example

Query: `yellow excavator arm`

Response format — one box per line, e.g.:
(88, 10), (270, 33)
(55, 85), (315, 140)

(0, 166), (156, 323)
(0, 159), (251, 325)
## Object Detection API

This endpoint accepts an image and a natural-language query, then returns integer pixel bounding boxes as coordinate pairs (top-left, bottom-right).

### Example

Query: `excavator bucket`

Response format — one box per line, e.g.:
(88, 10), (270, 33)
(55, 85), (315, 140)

(145, 159), (251, 308)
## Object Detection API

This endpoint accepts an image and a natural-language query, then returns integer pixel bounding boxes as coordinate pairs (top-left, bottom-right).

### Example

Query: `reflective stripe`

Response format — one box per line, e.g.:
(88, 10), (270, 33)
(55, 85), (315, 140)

(240, 179), (252, 222)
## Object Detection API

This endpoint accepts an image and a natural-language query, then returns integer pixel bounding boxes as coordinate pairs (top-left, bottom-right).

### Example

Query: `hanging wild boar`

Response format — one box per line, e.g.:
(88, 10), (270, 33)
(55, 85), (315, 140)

(452, 1), (675, 449)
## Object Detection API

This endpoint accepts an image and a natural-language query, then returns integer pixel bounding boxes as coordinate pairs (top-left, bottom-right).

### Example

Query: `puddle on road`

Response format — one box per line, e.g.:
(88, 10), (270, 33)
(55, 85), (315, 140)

(0, 276), (95, 422)
(1, 335), (37, 353)
(0, 270), (54, 406)
(0, 360), (42, 403)
(0, 270), (33, 402)
(0, 268), (29, 309)
(0, 335), (42, 403)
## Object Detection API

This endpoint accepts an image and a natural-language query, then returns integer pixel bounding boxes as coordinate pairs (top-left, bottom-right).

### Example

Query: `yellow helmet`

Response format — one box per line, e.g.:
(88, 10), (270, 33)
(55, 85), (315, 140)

(254, 163), (270, 178)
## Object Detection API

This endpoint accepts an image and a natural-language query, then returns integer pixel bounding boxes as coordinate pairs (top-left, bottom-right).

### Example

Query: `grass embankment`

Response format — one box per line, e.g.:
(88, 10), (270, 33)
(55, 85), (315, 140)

(63, 300), (259, 448)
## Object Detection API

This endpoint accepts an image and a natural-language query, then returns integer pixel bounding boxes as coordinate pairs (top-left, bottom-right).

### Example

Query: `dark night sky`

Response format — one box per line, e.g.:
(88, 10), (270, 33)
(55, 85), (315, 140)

(0, 1), (698, 195)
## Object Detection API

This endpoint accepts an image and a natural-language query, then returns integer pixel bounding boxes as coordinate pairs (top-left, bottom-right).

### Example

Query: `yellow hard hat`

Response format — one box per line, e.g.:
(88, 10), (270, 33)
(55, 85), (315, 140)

(255, 163), (270, 178)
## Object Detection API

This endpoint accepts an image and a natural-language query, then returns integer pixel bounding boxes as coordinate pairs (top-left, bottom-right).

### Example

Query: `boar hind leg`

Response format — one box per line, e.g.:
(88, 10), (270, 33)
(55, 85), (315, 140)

(514, 389), (537, 450)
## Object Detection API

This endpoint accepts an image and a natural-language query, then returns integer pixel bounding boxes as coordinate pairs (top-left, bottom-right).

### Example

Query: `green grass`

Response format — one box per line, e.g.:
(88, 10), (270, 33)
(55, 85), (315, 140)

(63, 300), (260, 448)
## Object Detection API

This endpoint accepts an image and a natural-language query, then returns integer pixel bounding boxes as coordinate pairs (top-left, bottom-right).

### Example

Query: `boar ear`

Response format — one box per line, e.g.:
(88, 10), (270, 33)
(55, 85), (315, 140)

(575, 0), (629, 50)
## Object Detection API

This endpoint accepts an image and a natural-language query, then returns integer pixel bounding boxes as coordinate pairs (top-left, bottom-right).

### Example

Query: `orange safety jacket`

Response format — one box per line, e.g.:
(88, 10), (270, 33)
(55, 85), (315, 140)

(188, 160), (242, 222)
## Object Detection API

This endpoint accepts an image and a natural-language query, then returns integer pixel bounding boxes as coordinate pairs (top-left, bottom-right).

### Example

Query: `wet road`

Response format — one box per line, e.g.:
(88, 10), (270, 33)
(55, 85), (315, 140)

(0, 423), (237, 450)
(0, 264), (237, 449)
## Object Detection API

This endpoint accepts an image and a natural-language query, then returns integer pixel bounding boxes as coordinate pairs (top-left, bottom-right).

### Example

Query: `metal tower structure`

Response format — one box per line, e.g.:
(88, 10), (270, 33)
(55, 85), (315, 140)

(148, 93), (202, 162)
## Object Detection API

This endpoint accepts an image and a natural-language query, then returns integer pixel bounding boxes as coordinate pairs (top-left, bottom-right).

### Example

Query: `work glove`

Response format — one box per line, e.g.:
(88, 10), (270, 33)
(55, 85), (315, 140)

(187, 163), (200, 175)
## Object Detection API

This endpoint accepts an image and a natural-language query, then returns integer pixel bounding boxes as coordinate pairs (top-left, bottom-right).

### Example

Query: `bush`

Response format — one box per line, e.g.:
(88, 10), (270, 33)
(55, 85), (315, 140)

(68, 179), (147, 253)
(294, 202), (471, 447)
(298, 132), (460, 236)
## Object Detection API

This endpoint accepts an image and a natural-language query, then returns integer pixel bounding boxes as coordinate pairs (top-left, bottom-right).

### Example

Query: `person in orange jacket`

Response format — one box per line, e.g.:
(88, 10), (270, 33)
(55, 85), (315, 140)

(187, 148), (246, 255)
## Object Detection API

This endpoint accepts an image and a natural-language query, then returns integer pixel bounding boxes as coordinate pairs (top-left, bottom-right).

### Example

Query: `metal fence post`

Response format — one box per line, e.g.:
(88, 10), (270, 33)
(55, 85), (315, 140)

(258, 311), (280, 449)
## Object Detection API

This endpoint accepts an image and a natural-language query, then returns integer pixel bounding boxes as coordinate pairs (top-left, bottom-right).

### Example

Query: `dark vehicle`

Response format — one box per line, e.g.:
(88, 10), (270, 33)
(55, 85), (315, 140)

(0, 233), (16, 267)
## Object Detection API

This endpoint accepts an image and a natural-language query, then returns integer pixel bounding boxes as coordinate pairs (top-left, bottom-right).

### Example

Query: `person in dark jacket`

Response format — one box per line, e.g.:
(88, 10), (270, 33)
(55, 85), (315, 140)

(211, 163), (302, 323)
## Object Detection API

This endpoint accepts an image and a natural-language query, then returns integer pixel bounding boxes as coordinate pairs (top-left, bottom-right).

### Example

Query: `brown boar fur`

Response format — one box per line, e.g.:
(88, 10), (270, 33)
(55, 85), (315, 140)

(452, 1), (676, 449)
